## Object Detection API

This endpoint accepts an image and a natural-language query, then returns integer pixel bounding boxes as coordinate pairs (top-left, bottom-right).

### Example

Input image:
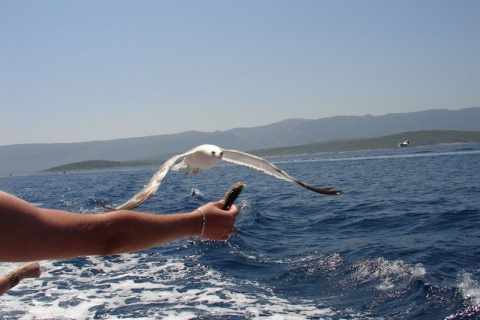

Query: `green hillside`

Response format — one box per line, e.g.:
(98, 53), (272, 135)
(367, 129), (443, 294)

(252, 130), (480, 156)
(42, 160), (159, 173)
(42, 130), (480, 172)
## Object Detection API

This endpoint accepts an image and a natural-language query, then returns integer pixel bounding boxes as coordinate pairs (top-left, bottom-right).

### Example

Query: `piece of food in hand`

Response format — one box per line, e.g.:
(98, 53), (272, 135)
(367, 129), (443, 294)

(223, 182), (246, 210)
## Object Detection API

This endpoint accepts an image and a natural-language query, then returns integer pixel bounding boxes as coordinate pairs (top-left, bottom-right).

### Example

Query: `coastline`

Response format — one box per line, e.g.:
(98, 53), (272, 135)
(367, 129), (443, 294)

(39, 141), (479, 175)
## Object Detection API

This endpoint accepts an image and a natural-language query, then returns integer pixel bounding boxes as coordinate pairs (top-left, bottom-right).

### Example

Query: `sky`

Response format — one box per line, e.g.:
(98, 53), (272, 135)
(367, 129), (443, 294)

(0, 0), (479, 146)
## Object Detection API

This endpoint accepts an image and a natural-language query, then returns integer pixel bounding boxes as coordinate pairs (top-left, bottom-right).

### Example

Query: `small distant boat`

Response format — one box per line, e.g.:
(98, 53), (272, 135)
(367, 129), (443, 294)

(394, 140), (410, 149)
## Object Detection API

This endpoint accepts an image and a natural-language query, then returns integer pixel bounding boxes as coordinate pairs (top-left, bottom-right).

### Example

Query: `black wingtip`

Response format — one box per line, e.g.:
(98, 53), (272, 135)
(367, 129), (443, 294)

(99, 201), (116, 211)
(317, 187), (343, 195)
(295, 179), (343, 195)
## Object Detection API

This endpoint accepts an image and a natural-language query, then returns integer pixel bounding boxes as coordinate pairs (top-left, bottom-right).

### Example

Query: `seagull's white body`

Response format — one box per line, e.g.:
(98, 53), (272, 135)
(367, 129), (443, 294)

(100, 144), (342, 211)
(173, 145), (222, 171)
(395, 140), (410, 149)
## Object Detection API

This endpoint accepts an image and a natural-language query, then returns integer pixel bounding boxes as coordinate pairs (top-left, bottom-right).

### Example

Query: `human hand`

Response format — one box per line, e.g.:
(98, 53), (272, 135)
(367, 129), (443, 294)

(197, 200), (239, 241)
(15, 262), (41, 280)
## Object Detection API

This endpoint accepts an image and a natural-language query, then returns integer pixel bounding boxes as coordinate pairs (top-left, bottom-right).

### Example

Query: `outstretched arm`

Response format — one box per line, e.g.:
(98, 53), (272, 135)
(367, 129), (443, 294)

(0, 191), (238, 262)
(0, 262), (41, 296)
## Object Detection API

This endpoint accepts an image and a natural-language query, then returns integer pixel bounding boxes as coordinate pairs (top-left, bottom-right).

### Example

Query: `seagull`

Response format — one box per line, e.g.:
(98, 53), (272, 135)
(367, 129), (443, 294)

(100, 144), (342, 211)
(394, 140), (410, 149)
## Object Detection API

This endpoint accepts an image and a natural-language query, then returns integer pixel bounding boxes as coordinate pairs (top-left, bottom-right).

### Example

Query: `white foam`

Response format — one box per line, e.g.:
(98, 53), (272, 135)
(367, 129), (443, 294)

(458, 271), (480, 305)
(1, 254), (341, 319)
(344, 257), (426, 292)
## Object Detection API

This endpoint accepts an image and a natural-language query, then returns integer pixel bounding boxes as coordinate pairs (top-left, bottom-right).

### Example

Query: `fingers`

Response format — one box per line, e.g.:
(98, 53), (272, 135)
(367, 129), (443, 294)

(25, 262), (42, 278)
(197, 200), (240, 241)
(214, 200), (239, 216)
(227, 204), (239, 217)
(216, 199), (226, 209)
(16, 262), (42, 280)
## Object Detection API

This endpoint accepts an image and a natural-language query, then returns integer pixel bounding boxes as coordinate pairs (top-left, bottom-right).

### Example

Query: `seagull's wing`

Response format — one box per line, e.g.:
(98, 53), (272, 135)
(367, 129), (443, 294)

(100, 151), (191, 211)
(222, 149), (342, 195)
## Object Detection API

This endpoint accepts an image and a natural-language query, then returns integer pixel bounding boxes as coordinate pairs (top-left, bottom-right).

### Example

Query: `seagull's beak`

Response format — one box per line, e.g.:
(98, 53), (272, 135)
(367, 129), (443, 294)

(215, 152), (222, 159)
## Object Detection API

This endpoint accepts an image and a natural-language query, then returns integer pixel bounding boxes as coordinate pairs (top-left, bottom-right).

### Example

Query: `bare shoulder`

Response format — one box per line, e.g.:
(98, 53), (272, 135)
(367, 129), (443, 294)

(0, 190), (23, 202)
(0, 191), (35, 213)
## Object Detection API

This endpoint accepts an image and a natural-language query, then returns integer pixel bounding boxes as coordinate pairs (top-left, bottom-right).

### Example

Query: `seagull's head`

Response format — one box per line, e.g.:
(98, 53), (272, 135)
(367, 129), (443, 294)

(210, 146), (224, 159)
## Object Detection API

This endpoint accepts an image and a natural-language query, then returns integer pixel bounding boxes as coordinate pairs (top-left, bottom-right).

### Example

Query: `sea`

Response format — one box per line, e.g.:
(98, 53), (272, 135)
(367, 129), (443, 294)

(1, 143), (479, 319)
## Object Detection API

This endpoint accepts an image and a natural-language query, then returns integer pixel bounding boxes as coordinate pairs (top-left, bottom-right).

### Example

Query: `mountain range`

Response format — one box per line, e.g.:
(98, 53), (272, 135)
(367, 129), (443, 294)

(1, 107), (479, 176)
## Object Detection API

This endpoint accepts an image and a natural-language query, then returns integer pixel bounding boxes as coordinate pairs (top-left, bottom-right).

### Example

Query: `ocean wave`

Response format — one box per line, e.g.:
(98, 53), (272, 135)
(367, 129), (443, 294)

(2, 143), (479, 319)
(1, 254), (345, 319)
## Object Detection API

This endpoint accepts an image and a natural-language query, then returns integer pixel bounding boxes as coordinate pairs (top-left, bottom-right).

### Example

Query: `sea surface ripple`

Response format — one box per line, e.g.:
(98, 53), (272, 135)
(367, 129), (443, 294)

(1, 143), (479, 319)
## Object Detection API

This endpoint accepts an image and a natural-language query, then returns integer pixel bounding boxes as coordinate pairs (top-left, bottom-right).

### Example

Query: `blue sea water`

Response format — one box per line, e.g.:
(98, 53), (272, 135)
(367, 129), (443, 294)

(1, 143), (479, 319)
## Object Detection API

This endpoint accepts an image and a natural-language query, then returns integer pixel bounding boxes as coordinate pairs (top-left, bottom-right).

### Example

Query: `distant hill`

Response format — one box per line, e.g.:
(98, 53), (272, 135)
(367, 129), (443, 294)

(41, 130), (480, 172)
(1, 107), (479, 176)
(41, 160), (159, 173)
(252, 130), (480, 157)
(223, 107), (480, 148)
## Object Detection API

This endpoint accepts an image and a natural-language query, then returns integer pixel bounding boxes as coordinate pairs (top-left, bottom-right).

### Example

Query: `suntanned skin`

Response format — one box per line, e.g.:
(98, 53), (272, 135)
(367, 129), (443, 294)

(0, 262), (41, 296)
(0, 191), (238, 262)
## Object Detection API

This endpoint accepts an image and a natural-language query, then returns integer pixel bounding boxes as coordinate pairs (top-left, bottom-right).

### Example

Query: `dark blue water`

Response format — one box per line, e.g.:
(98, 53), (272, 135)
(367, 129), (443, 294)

(1, 143), (479, 319)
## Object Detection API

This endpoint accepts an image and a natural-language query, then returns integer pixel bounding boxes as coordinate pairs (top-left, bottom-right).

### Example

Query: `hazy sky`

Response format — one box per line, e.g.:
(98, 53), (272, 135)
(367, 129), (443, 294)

(1, 1), (479, 146)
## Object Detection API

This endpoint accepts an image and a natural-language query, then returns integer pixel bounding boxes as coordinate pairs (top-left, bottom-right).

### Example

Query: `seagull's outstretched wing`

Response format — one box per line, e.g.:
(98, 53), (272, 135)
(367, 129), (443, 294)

(222, 149), (342, 195)
(100, 151), (189, 211)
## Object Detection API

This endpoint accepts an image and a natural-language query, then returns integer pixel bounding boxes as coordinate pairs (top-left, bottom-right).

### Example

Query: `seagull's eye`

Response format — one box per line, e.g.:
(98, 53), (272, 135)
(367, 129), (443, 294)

(211, 151), (215, 155)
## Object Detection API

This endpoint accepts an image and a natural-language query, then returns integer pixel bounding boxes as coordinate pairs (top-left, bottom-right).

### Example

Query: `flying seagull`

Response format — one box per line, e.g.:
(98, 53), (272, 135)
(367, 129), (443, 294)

(394, 140), (410, 149)
(100, 144), (342, 211)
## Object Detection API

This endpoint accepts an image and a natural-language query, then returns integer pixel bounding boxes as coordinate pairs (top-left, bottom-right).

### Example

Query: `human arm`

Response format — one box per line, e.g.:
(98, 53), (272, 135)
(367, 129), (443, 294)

(0, 262), (41, 296)
(0, 191), (238, 262)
